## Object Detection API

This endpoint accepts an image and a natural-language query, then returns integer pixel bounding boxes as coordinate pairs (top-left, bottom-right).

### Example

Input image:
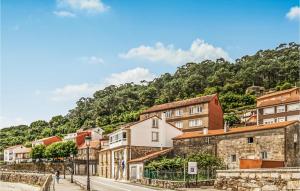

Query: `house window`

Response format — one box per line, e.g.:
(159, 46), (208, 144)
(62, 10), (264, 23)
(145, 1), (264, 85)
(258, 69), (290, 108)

(231, 154), (237, 162)
(263, 118), (275, 124)
(189, 119), (202, 127)
(151, 132), (159, 142)
(287, 115), (300, 121)
(122, 132), (127, 140)
(165, 111), (172, 118)
(287, 103), (300, 111)
(175, 121), (183, 128)
(294, 133), (298, 143)
(189, 106), (202, 114)
(152, 118), (159, 128)
(276, 105), (285, 113)
(247, 137), (254, 144)
(261, 151), (267, 159)
(263, 107), (275, 115)
(175, 109), (183, 117)
(277, 117), (285, 122)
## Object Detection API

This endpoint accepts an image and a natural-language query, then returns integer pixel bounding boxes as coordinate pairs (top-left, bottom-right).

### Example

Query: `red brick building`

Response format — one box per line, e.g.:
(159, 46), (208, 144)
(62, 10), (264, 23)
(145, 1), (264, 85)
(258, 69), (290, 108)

(140, 94), (224, 132)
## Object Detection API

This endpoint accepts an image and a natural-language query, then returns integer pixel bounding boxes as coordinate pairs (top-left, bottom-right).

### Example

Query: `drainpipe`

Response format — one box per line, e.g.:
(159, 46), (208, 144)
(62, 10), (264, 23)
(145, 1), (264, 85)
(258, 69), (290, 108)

(284, 127), (287, 167)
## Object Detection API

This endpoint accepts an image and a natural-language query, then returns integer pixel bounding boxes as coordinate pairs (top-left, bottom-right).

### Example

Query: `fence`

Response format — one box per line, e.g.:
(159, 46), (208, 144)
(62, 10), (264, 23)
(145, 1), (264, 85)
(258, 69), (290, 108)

(40, 174), (53, 191)
(144, 168), (216, 181)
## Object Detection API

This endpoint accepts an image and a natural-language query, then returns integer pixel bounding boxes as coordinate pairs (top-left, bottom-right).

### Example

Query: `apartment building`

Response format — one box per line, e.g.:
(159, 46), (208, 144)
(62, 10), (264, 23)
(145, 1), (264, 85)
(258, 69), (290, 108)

(98, 116), (182, 180)
(173, 121), (300, 169)
(256, 87), (300, 125)
(140, 94), (223, 132)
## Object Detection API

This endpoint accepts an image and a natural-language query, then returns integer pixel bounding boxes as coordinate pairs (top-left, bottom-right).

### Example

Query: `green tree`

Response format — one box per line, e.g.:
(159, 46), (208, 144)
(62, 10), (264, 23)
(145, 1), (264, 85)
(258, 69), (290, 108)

(30, 145), (46, 160)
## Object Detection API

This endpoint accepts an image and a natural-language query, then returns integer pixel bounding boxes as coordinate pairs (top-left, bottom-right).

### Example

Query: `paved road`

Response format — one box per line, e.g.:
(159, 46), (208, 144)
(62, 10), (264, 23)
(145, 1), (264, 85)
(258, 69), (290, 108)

(72, 175), (160, 191)
(54, 177), (83, 191)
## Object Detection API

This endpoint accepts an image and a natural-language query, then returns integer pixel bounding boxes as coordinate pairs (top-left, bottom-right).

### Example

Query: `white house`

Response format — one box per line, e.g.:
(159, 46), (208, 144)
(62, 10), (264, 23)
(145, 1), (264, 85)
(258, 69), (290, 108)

(98, 115), (182, 180)
(4, 145), (24, 163)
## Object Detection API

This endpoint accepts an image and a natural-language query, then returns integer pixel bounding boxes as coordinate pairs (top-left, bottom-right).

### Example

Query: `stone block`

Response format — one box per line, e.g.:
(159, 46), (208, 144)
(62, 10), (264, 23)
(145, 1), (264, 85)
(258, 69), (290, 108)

(281, 173), (291, 180)
(287, 180), (300, 190)
(270, 173), (280, 178)
(249, 173), (256, 179)
(251, 188), (261, 191)
(261, 185), (279, 191)
(291, 173), (300, 179)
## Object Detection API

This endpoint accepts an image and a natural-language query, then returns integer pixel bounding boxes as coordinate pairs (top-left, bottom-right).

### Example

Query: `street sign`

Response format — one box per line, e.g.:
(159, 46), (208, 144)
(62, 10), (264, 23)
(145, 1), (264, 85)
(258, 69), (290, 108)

(188, 162), (197, 174)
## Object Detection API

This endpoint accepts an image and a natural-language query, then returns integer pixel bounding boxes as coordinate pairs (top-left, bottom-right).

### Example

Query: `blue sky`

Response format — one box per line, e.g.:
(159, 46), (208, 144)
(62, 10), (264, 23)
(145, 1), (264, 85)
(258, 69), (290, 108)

(1, 0), (299, 128)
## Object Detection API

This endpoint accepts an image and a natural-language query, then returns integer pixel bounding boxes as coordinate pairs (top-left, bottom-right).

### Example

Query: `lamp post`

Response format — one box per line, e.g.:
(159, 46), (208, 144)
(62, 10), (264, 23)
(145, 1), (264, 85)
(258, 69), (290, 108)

(70, 154), (74, 183)
(85, 136), (91, 191)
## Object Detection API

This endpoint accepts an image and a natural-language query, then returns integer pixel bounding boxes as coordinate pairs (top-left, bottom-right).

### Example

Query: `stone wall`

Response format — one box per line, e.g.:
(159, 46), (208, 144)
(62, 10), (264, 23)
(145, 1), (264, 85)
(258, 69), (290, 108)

(1, 162), (66, 173)
(217, 128), (285, 169)
(214, 168), (300, 191)
(0, 171), (48, 187)
(173, 136), (218, 156)
(133, 178), (214, 189)
(173, 123), (300, 168)
(130, 146), (165, 160)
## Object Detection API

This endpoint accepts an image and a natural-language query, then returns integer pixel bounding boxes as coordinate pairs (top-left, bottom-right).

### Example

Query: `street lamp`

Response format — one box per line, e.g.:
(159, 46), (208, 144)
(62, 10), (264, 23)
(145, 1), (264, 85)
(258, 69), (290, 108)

(70, 154), (74, 183)
(85, 136), (91, 191)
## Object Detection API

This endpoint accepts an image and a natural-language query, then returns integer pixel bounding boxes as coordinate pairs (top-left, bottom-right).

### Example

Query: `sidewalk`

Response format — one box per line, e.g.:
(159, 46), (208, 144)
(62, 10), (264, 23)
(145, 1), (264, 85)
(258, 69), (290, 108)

(54, 177), (83, 191)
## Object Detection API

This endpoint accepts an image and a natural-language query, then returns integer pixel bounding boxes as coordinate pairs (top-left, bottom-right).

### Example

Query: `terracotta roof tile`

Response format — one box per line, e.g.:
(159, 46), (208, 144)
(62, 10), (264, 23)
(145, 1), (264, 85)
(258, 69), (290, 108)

(257, 96), (300, 108)
(141, 94), (216, 114)
(173, 121), (298, 140)
(78, 140), (100, 149)
(128, 148), (173, 163)
(257, 87), (299, 100)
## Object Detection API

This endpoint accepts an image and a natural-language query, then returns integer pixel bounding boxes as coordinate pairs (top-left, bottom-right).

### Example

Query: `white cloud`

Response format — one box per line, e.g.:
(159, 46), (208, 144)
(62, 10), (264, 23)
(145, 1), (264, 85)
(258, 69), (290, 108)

(105, 67), (156, 85)
(56, 0), (109, 14)
(286, 6), (300, 20)
(80, 56), (104, 64)
(53, 11), (76, 17)
(0, 116), (28, 128)
(119, 38), (232, 65)
(51, 67), (155, 101)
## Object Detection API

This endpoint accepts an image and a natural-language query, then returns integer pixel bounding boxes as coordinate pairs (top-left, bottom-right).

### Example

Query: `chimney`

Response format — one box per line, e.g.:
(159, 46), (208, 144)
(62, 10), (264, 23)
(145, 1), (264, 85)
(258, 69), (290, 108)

(224, 121), (229, 133)
(203, 127), (208, 135)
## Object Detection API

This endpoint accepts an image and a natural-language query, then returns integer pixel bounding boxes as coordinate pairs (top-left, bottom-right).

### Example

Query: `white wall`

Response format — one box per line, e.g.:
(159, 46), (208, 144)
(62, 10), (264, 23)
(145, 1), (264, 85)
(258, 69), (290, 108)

(130, 116), (182, 147)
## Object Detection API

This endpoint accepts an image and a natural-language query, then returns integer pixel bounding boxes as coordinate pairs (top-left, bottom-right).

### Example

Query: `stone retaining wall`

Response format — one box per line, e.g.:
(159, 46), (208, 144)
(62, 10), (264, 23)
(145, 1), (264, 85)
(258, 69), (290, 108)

(132, 178), (214, 189)
(0, 171), (48, 187)
(2, 162), (66, 174)
(214, 168), (300, 191)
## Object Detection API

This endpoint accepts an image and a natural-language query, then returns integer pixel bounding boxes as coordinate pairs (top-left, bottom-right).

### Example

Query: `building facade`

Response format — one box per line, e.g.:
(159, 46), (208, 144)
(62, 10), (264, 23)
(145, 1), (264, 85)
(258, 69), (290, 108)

(173, 121), (300, 169)
(74, 140), (101, 175)
(140, 94), (223, 132)
(98, 116), (182, 180)
(256, 87), (300, 125)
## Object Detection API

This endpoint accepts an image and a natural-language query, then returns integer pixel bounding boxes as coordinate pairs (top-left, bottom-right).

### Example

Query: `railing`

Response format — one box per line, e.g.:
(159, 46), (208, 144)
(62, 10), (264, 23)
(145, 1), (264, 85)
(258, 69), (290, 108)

(40, 174), (53, 191)
(144, 168), (216, 181)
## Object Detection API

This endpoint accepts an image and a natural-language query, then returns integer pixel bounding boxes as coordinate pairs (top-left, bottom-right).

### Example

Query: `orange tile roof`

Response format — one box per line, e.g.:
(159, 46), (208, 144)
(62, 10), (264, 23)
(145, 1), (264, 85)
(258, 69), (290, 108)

(173, 121), (298, 140)
(78, 140), (100, 149)
(128, 148), (173, 163)
(141, 94), (216, 114)
(35, 136), (61, 142)
(257, 96), (300, 107)
(257, 87), (299, 100)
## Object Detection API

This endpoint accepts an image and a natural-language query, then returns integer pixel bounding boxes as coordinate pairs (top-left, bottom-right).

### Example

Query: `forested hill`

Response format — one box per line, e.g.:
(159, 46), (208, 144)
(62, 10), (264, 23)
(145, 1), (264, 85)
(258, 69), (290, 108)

(0, 42), (299, 151)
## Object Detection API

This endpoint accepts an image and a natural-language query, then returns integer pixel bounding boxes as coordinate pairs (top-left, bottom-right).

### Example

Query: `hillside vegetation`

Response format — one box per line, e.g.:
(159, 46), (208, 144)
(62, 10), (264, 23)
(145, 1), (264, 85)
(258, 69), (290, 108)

(0, 42), (299, 151)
